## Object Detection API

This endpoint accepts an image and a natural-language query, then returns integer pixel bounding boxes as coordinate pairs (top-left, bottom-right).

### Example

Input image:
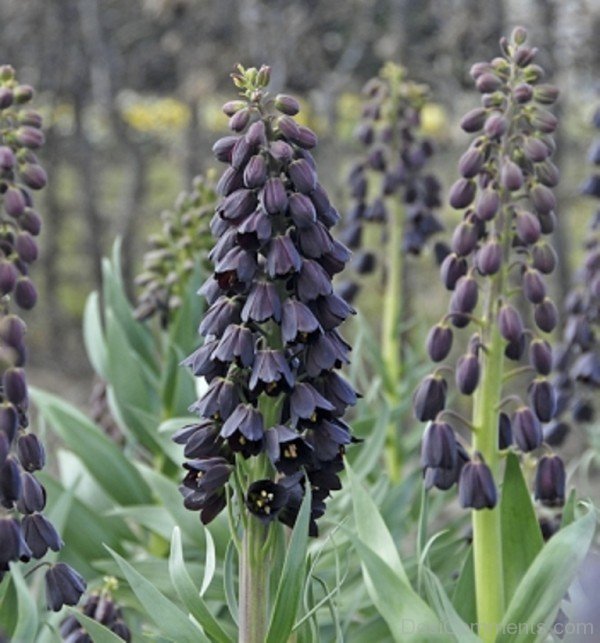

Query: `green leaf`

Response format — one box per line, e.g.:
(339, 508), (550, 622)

(346, 460), (408, 584)
(497, 505), (596, 643)
(200, 526), (216, 597)
(266, 488), (311, 643)
(83, 291), (108, 378)
(421, 567), (479, 642)
(451, 547), (476, 627)
(348, 536), (448, 642)
(560, 489), (576, 528)
(32, 388), (152, 506)
(161, 343), (196, 418)
(9, 563), (39, 642)
(500, 452), (544, 604)
(107, 547), (208, 643)
(65, 609), (124, 643)
(223, 540), (238, 626)
(168, 527), (232, 643)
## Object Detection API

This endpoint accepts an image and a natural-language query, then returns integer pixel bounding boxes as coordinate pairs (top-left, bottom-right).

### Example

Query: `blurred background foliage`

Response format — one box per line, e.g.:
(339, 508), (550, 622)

(0, 0), (597, 398)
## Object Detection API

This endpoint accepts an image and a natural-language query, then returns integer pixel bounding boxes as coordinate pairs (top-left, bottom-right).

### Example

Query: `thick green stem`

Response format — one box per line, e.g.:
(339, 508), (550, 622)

(382, 199), (404, 482)
(239, 511), (269, 643)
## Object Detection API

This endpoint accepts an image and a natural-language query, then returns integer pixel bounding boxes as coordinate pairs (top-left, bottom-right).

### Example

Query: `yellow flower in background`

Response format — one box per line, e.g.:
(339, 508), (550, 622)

(120, 95), (190, 134)
(421, 103), (447, 138)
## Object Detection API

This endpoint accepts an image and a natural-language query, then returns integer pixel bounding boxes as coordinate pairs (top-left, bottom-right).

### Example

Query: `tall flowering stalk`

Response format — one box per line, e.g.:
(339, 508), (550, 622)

(0, 66), (85, 610)
(552, 107), (600, 435)
(413, 29), (562, 636)
(175, 65), (357, 642)
(135, 173), (216, 328)
(342, 64), (442, 478)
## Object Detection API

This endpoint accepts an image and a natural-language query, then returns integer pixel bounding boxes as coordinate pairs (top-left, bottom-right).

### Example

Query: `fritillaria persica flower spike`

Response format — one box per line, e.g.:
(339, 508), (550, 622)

(340, 63), (443, 480)
(175, 64), (358, 642)
(0, 65), (85, 611)
(550, 106), (600, 442)
(135, 173), (217, 328)
(413, 29), (563, 636)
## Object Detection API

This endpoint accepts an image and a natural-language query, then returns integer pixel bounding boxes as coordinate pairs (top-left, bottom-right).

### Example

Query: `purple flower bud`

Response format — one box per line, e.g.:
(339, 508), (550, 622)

(17, 433), (45, 471)
(529, 339), (552, 375)
(19, 163), (47, 190)
(476, 240), (502, 275)
(355, 122), (374, 145)
(15, 233), (38, 263)
(544, 421), (569, 447)
(219, 189), (257, 221)
(513, 406), (543, 452)
(45, 563), (86, 611)
(243, 155), (268, 188)
(296, 259), (333, 302)
(294, 126), (318, 150)
(498, 304), (524, 343)
(245, 120), (268, 148)
(531, 242), (556, 274)
(0, 146), (15, 169)
(476, 72), (502, 93)
(288, 193), (317, 229)
(460, 107), (488, 133)
(216, 166), (244, 196)
(484, 113), (508, 139)
(288, 159), (316, 194)
(426, 325), (453, 362)
(262, 177), (288, 215)
(14, 277), (37, 310)
(440, 253), (468, 291)
(536, 160), (560, 187)
(246, 479), (289, 522)
(212, 135), (238, 162)
(501, 159), (524, 191)
(456, 352), (480, 395)
(241, 281), (281, 323)
(535, 455), (565, 506)
(16, 126), (44, 149)
(470, 62), (492, 80)
(449, 178), (476, 209)
(450, 276), (479, 316)
(3, 367), (27, 405)
(22, 513), (62, 558)
(514, 45), (536, 67)
(231, 136), (253, 169)
(222, 100), (246, 116)
(16, 471), (46, 514)
(533, 84), (560, 105)
(274, 94), (300, 116)
(458, 147), (485, 178)
(421, 421), (457, 469)
(511, 26), (528, 45)
(513, 83), (533, 103)
(0, 517), (31, 564)
(476, 188), (500, 221)
(281, 299), (321, 344)
(0, 404), (18, 443)
(529, 379), (557, 422)
(515, 211), (541, 245)
(211, 325), (254, 368)
(229, 108), (250, 132)
(451, 221), (478, 256)
(498, 412), (512, 449)
(0, 260), (17, 295)
(524, 137), (550, 162)
(14, 85), (34, 104)
(4, 187), (26, 217)
(18, 111), (43, 128)
(530, 108), (557, 134)
(277, 115), (300, 140)
(413, 375), (447, 422)
(266, 234), (302, 278)
(530, 184), (556, 215)
(269, 140), (294, 164)
(459, 459), (497, 509)
(0, 87), (13, 109)
(522, 268), (546, 304)
(534, 298), (558, 333)
(221, 403), (264, 444)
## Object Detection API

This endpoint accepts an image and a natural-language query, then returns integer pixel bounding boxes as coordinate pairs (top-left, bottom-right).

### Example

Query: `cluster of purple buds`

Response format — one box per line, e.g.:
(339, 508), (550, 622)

(550, 106), (600, 438)
(135, 173), (217, 329)
(59, 579), (131, 642)
(0, 65), (85, 608)
(338, 63), (443, 303)
(413, 28), (566, 510)
(175, 65), (358, 535)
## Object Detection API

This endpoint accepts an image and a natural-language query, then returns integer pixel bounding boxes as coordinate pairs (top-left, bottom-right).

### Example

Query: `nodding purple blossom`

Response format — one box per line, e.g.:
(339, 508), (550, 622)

(135, 174), (217, 328)
(413, 29), (566, 510)
(176, 65), (358, 535)
(59, 579), (131, 642)
(339, 63), (443, 303)
(0, 65), (84, 608)
(550, 106), (600, 444)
